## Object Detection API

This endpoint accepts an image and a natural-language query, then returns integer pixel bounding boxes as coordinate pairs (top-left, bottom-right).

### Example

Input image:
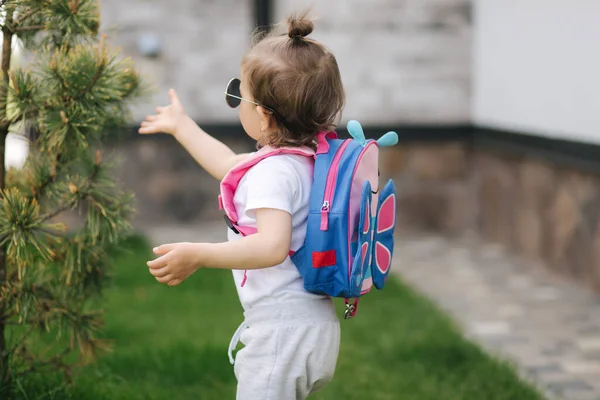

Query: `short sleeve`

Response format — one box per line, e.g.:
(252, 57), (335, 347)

(243, 157), (300, 215)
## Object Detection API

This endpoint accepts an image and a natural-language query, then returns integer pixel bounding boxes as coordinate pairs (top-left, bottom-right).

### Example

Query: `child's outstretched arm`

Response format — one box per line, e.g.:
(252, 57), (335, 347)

(139, 89), (249, 180)
(146, 208), (292, 286)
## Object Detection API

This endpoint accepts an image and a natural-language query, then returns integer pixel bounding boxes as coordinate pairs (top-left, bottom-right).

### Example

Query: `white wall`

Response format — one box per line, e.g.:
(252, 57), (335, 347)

(473, 0), (600, 143)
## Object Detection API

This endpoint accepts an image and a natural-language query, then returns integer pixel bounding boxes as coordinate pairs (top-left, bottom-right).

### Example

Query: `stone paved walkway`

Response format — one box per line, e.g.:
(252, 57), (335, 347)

(394, 233), (600, 400)
(142, 223), (600, 400)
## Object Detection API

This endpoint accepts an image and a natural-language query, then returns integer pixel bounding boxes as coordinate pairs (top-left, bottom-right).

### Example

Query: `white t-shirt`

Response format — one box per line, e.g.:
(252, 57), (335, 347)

(227, 153), (327, 310)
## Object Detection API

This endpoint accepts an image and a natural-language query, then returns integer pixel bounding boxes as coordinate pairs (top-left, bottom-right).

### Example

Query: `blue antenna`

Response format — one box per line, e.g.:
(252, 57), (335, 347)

(347, 120), (366, 146)
(377, 131), (398, 147)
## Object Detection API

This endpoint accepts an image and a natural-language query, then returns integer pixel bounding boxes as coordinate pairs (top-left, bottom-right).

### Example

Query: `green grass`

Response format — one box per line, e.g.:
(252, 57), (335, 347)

(14, 235), (545, 400)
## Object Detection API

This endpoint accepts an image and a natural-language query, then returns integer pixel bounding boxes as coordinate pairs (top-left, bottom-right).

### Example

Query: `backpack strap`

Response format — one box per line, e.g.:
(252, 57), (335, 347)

(218, 142), (324, 287)
(315, 131), (337, 154)
(219, 144), (317, 229)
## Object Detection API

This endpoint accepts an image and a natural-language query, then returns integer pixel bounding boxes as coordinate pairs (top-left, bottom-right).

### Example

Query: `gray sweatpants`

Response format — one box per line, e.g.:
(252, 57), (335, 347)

(229, 298), (341, 400)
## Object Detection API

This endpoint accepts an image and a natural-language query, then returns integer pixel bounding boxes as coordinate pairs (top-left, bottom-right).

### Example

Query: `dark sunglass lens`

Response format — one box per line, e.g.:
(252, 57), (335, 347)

(225, 78), (241, 108)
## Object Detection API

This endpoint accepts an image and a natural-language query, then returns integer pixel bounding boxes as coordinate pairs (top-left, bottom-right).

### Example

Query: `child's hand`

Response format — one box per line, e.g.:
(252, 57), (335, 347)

(139, 89), (187, 136)
(147, 242), (203, 286)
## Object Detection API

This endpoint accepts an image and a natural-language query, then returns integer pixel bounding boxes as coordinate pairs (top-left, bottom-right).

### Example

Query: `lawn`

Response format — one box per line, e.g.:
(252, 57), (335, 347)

(14, 235), (545, 400)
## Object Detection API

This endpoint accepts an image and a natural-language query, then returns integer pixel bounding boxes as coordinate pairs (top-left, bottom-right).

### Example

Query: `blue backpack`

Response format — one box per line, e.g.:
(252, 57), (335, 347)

(290, 121), (398, 318)
(219, 120), (398, 319)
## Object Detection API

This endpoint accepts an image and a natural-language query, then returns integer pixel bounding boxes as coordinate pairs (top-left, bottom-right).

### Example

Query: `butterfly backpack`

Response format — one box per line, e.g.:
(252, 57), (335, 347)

(219, 120), (398, 319)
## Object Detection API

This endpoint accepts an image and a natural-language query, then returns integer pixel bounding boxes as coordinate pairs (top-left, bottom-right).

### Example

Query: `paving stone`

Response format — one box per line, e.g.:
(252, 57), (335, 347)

(576, 338), (600, 351)
(497, 304), (525, 318)
(541, 348), (566, 357)
(561, 361), (600, 375)
(526, 364), (564, 376)
(533, 287), (562, 301)
(560, 391), (600, 400)
(468, 321), (512, 336)
(547, 380), (593, 391)
(392, 232), (600, 400)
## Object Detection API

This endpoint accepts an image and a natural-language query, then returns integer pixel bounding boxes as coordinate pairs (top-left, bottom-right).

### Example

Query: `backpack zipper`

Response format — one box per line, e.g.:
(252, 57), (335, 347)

(321, 139), (350, 230)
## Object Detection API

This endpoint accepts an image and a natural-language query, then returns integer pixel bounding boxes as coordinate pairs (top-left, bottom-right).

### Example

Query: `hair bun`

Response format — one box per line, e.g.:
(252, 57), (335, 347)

(288, 12), (314, 39)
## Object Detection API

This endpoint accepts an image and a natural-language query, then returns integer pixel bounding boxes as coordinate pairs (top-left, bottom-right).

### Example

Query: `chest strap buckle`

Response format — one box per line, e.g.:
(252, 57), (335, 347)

(223, 215), (240, 234)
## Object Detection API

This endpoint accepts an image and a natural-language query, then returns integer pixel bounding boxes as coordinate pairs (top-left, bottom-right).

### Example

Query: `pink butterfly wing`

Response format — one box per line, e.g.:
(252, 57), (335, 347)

(371, 180), (396, 290)
(375, 242), (391, 274)
(377, 194), (395, 233)
(361, 242), (369, 266)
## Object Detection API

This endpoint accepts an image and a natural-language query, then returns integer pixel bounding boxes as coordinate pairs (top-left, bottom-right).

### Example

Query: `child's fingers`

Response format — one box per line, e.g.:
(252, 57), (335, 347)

(168, 89), (181, 108)
(140, 121), (160, 131)
(148, 266), (170, 278)
(156, 106), (166, 113)
(138, 126), (158, 134)
(153, 243), (177, 255)
(168, 279), (182, 287)
(147, 254), (168, 269)
(145, 115), (159, 122)
(155, 274), (173, 284)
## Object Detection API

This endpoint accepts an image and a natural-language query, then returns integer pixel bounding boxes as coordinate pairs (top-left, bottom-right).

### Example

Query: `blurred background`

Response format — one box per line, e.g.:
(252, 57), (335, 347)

(8, 0), (600, 288)
(5, 1), (600, 298)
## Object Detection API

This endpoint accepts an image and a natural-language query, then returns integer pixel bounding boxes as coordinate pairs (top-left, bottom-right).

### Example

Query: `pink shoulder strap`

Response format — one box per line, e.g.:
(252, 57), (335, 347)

(218, 144), (316, 234)
(218, 132), (334, 288)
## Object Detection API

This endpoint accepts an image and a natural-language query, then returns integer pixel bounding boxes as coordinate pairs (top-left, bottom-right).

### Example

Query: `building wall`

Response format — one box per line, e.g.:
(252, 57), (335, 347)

(99, 0), (253, 124)
(467, 0), (600, 289)
(99, 0), (472, 126)
(274, 0), (471, 125)
(473, 0), (600, 143)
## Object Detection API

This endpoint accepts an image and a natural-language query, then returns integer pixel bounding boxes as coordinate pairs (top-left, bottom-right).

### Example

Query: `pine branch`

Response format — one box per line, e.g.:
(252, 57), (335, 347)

(14, 8), (41, 28)
(75, 39), (108, 101)
(41, 163), (100, 222)
(34, 154), (62, 201)
(77, 63), (105, 100)
(48, 65), (70, 98)
(38, 227), (67, 239)
(34, 175), (55, 200)
(41, 202), (73, 222)
(15, 24), (44, 32)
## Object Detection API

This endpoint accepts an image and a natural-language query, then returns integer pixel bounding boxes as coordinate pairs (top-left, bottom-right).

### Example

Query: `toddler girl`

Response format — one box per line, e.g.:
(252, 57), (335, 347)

(140, 11), (345, 400)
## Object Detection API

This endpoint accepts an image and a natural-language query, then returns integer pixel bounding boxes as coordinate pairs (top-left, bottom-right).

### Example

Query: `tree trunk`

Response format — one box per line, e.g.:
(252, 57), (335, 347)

(0, 18), (14, 389)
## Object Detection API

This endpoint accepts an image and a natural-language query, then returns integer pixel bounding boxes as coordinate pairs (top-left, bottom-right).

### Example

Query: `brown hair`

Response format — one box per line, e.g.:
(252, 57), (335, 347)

(242, 11), (345, 148)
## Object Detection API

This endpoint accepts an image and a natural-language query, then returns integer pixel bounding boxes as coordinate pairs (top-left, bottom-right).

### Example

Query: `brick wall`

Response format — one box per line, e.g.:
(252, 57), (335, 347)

(100, 0), (471, 125)
(474, 151), (600, 291)
(379, 141), (475, 235)
(100, 0), (253, 124)
(274, 0), (471, 125)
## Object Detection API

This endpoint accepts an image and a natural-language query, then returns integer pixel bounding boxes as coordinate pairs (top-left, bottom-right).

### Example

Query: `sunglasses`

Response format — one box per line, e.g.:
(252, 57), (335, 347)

(225, 78), (287, 125)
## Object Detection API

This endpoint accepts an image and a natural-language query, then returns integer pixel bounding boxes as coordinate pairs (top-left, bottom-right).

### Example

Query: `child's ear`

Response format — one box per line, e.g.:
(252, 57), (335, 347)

(256, 106), (274, 133)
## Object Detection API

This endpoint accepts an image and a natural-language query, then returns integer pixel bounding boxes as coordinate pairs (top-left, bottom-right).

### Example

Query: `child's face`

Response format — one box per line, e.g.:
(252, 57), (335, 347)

(238, 67), (272, 145)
